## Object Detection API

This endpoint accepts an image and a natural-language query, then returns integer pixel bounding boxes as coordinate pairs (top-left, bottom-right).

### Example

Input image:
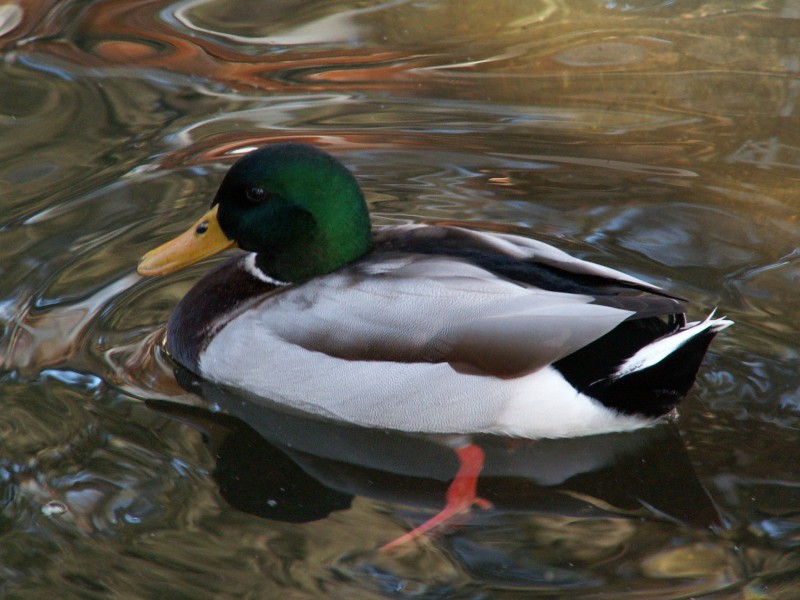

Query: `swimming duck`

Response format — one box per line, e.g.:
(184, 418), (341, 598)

(138, 143), (730, 548)
(138, 143), (730, 440)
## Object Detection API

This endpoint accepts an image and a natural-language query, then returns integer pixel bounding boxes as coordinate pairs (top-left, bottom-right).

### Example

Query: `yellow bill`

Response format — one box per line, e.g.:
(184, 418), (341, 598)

(138, 205), (236, 276)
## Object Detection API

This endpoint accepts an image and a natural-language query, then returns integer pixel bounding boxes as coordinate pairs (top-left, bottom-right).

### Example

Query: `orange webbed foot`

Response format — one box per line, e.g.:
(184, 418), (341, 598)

(381, 443), (491, 552)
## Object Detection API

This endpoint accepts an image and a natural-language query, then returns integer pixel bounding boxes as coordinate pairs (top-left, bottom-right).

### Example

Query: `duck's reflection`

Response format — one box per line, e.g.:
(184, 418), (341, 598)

(147, 370), (722, 547)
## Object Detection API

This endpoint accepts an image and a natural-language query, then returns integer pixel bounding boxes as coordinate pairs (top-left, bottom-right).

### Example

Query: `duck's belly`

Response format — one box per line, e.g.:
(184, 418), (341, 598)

(199, 319), (654, 439)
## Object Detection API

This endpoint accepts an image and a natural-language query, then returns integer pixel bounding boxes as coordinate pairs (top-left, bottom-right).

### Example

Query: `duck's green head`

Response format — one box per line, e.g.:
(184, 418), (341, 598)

(138, 143), (372, 282)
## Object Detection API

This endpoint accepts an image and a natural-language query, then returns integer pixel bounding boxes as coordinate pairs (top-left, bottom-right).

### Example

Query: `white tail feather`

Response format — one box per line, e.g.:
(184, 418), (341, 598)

(612, 311), (733, 380)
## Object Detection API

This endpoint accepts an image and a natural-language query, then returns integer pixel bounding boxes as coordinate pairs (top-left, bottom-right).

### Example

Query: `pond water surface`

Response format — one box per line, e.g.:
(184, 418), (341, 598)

(1, 1), (799, 598)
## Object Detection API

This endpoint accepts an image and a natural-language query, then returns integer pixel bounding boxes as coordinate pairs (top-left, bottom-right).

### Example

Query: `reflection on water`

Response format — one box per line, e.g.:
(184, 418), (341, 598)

(149, 377), (723, 527)
(1, 0), (799, 597)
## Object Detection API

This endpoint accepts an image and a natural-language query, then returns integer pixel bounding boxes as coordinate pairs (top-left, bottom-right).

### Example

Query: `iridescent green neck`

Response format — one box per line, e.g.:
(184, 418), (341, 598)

(252, 204), (373, 282)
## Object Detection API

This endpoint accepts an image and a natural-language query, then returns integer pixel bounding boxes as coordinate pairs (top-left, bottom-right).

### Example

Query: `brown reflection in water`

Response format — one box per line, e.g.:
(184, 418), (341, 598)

(8, 0), (800, 210)
(6, 0), (425, 94)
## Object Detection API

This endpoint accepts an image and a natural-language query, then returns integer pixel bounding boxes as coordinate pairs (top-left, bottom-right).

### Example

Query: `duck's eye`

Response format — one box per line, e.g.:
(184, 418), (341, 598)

(195, 221), (209, 235)
(246, 187), (268, 202)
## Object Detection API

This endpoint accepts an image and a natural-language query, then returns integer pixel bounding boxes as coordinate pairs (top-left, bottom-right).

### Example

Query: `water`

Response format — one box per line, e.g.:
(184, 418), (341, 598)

(1, 0), (799, 597)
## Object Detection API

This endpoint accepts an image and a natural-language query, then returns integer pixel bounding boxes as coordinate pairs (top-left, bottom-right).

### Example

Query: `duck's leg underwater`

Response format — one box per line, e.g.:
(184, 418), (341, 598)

(381, 443), (492, 552)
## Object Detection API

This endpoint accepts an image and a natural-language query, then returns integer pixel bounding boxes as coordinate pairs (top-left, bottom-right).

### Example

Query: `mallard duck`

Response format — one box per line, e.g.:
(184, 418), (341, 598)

(138, 143), (730, 440)
(138, 143), (730, 548)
